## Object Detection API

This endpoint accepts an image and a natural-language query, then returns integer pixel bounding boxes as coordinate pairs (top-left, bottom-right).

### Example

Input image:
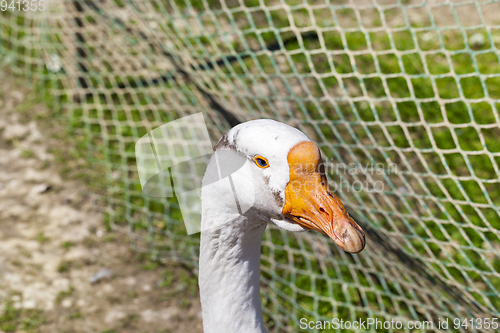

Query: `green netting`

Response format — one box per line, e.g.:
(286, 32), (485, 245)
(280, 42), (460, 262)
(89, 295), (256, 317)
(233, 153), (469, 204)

(2, 0), (500, 332)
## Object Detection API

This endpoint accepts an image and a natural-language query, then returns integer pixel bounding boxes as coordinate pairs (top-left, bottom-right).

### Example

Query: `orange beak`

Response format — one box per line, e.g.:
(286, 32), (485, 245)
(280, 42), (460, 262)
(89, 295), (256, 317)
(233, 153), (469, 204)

(282, 141), (365, 253)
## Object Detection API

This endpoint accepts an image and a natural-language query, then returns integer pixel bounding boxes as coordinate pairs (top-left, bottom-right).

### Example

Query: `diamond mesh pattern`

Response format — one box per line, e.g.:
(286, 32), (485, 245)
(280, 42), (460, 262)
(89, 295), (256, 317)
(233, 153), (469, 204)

(1, 0), (500, 332)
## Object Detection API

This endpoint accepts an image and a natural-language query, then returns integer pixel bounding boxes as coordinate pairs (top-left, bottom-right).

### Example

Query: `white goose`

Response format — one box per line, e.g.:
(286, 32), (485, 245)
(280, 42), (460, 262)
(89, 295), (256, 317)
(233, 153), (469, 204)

(199, 119), (365, 333)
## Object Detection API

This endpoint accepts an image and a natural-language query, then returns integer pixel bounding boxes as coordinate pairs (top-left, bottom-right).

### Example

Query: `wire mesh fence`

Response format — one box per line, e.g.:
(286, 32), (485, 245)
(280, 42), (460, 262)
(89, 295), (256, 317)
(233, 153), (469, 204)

(1, 0), (500, 331)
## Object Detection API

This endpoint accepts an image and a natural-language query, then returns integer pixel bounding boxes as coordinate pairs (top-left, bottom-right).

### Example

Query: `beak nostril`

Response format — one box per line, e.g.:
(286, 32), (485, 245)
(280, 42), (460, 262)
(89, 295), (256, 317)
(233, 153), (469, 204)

(319, 207), (326, 214)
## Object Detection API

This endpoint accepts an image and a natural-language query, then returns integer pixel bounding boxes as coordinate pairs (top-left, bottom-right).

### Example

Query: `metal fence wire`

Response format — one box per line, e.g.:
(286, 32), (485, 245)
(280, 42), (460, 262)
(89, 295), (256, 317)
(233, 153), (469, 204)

(2, 0), (500, 332)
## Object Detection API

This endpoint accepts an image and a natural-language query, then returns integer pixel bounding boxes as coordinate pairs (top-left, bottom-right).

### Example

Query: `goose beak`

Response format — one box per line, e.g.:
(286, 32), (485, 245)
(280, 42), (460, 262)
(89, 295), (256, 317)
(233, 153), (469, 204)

(282, 141), (365, 253)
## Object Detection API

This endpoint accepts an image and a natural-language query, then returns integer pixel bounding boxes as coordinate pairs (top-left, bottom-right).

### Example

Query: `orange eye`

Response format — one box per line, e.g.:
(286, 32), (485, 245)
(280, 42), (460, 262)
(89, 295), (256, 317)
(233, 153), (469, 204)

(254, 156), (269, 168)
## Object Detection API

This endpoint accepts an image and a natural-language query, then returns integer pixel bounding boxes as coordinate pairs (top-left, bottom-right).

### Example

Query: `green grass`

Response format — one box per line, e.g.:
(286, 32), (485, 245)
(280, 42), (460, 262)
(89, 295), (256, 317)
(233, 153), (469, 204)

(55, 286), (74, 304)
(177, 5), (500, 328)
(57, 260), (72, 273)
(0, 300), (20, 332)
(0, 299), (46, 333)
(61, 241), (75, 249)
(37, 232), (48, 243)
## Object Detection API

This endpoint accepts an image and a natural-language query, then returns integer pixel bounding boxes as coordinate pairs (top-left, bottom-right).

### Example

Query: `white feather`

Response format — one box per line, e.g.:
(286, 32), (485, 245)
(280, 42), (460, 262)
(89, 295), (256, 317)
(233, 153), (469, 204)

(199, 119), (311, 333)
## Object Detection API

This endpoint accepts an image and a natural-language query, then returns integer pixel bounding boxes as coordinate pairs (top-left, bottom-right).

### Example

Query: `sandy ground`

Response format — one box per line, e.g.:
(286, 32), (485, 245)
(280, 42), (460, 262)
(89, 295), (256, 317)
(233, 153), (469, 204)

(0, 72), (202, 332)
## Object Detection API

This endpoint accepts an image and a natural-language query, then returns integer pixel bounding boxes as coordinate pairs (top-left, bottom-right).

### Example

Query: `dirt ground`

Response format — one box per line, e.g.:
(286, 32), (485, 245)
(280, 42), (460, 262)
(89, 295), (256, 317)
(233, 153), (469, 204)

(0, 71), (202, 332)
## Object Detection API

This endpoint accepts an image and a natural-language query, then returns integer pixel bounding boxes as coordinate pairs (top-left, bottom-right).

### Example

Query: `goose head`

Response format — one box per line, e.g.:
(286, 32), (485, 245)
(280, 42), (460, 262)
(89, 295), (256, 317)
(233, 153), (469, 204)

(209, 119), (365, 253)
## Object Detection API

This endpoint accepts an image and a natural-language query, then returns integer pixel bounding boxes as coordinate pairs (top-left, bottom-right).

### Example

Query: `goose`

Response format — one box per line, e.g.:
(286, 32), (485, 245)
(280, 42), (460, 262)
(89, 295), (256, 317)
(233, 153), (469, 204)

(199, 119), (365, 333)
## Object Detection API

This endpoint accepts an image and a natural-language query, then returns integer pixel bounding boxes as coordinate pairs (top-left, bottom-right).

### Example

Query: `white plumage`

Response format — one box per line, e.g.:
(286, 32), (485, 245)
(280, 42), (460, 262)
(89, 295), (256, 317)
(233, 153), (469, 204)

(199, 119), (365, 333)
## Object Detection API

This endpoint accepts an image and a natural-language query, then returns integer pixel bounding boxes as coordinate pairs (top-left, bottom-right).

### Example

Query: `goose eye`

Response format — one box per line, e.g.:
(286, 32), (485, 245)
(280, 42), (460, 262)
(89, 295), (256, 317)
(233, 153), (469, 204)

(254, 156), (269, 168)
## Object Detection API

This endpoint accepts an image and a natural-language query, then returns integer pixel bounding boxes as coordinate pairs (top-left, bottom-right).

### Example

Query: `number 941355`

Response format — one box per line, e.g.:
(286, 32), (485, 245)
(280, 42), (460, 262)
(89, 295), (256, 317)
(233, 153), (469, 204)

(1, 0), (45, 11)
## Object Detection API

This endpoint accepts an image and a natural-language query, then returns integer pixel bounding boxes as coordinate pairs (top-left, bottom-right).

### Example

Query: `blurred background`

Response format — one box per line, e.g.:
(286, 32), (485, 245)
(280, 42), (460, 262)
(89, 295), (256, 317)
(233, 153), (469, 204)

(1, 0), (500, 332)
